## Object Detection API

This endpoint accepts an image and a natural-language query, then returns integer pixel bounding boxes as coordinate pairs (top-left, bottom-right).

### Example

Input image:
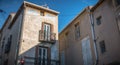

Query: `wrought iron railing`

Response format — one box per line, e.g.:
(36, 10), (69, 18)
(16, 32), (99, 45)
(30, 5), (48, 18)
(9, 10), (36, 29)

(39, 30), (56, 43)
(22, 56), (59, 65)
(37, 59), (59, 65)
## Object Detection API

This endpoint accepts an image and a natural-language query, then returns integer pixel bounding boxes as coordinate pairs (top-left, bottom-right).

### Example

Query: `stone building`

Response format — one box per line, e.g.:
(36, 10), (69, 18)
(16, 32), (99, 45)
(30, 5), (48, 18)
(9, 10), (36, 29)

(0, 13), (16, 65)
(91, 0), (120, 65)
(59, 6), (95, 65)
(0, 1), (59, 65)
(59, 0), (120, 65)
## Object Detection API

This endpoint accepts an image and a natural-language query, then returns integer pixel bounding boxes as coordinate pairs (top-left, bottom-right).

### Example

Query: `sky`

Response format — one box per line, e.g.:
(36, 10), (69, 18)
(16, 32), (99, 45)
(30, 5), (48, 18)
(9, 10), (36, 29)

(0, 0), (98, 32)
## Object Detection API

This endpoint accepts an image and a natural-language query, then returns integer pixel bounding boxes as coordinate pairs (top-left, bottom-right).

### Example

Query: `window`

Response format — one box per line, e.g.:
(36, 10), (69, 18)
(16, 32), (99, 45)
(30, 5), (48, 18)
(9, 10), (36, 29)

(99, 40), (106, 54)
(2, 38), (5, 49)
(65, 32), (69, 43)
(75, 23), (80, 39)
(0, 34), (1, 40)
(5, 35), (12, 54)
(115, 0), (120, 6)
(39, 22), (55, 42)
(96, 16), (102, 25)
(40, 11), (45, 16)
(65, 32), (69, 48)
(44, 23), (51, 40)
(65, 32), (69, 36)
(38, 47), (49, 65)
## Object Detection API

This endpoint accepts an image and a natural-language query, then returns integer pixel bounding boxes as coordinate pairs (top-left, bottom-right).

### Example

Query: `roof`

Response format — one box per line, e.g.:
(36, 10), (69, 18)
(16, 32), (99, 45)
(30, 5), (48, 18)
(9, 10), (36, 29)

(24, 1), (59, 14)
(0, 14), (14, 33)
(59, 0), (105, 35)
(91, 0), (104, 11)
(0, 1), (59, 32)
(59, 8), (87, 35)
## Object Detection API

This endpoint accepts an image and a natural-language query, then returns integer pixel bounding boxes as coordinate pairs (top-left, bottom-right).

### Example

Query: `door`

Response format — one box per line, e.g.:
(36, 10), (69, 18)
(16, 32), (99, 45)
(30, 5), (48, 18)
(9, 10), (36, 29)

(61, 51), (65, 65)
(38, 47), (49, 65)
(82, 36), (93, 65)
(44, 24), (51, 41)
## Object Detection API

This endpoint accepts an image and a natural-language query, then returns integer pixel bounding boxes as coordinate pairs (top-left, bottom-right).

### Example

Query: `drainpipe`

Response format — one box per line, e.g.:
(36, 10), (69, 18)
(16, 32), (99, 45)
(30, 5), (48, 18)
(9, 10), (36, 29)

(88, 8), (99, 65)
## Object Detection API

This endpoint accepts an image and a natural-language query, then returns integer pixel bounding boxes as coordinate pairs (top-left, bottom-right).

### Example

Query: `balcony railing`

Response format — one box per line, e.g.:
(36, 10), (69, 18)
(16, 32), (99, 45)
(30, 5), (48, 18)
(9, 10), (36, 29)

(22, 56), (59, 65)
(39, 30), (56, 43)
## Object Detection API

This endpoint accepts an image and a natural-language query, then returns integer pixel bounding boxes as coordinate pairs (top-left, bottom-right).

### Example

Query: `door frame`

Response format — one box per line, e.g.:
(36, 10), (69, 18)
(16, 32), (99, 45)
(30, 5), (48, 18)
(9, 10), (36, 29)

(44, 24), (51, 40)
(81, 36), (93, 65)
(35, 46), (51, 65)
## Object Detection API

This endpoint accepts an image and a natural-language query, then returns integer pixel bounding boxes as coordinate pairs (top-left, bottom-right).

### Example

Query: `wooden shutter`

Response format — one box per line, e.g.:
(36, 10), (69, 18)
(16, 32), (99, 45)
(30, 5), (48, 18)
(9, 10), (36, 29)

(50, 24), (54, 33)
(35, 45), (39, 65)
(47, 47), (51, 65)
(42, 22), (45, 31)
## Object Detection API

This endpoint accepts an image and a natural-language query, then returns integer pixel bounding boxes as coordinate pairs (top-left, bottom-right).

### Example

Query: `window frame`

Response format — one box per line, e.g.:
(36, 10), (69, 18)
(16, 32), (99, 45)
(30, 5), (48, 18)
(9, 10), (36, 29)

(40, 11), (45, 16)
(96, 16), (102, 26)
(74, 22), (80, 40)
(40, 22), (54, 41)
(5, 35), (12, 54)
(99, 40), (106, 54)
(65, 31), (69, 48)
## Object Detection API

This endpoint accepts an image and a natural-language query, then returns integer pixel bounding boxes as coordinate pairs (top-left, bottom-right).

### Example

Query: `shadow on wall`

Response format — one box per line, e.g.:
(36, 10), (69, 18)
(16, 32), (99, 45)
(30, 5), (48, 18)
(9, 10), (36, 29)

(18, 40), (59, 65)
(107, 61), (120, 65)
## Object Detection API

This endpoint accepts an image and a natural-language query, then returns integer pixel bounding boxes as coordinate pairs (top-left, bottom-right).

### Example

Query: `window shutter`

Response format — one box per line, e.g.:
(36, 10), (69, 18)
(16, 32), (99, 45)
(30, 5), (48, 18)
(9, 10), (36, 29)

(35, 45), (39, 65)
(47, 47), (51, 65)
(39, 30), (44, 41)
(50, 24), (54, 33)
(42, 22), (45, 31)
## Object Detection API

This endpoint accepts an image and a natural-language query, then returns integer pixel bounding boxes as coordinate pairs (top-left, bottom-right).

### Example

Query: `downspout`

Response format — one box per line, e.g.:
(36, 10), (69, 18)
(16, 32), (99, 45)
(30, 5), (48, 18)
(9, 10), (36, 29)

(88, 8), (99, 65)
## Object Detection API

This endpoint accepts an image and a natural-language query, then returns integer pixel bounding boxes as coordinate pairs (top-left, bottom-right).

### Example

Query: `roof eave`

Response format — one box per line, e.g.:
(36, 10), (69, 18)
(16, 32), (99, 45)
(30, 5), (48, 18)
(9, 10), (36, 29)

(91, 0), (105, 12)
(59, 8), (87, 35)
(24, 1), (59, 15)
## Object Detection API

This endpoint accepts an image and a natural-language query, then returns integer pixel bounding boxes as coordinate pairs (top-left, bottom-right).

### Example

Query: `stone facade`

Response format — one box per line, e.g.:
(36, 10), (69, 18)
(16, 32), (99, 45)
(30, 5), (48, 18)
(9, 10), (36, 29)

(59, 7), (95, 65)
(59, 0), (120, 65)
(92, 0), (120, 65)
(0, 1), (59, 65)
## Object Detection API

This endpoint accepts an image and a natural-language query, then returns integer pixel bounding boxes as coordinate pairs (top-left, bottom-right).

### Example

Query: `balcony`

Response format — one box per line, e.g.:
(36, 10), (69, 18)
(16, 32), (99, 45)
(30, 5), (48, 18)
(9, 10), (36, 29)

(23, 56), (59, 65)
(39, 30), (56, 43)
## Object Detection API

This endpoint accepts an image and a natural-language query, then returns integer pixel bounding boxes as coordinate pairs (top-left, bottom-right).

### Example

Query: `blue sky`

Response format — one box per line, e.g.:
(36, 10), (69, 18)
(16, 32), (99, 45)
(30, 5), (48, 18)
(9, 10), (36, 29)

(0, 0), (98, 32)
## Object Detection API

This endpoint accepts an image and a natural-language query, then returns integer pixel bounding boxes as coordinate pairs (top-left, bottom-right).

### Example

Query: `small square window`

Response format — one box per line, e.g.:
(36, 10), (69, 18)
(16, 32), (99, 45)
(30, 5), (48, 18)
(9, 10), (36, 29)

(99, 40), (106, 54)
(40, 11), (45, 16)
(96, 16), (102, 25)
(65, 32), (69, 36)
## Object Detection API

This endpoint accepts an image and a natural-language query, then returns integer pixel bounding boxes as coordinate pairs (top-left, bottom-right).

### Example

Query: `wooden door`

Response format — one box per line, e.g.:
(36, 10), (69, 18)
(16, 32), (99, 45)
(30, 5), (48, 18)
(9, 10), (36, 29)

(82, 36), (93, 65)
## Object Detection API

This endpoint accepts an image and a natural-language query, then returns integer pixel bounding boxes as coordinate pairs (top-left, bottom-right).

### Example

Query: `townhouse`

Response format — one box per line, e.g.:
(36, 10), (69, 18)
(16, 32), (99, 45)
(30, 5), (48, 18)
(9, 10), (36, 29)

(59, 0), (120, 65)
(0, 1), (59, 65)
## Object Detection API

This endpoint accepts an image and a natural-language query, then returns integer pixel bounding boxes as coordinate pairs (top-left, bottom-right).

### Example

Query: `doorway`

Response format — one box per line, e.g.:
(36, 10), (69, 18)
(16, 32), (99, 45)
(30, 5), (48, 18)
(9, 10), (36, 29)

(81, 36), (93, 65)
(38, 46), (50, 65)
